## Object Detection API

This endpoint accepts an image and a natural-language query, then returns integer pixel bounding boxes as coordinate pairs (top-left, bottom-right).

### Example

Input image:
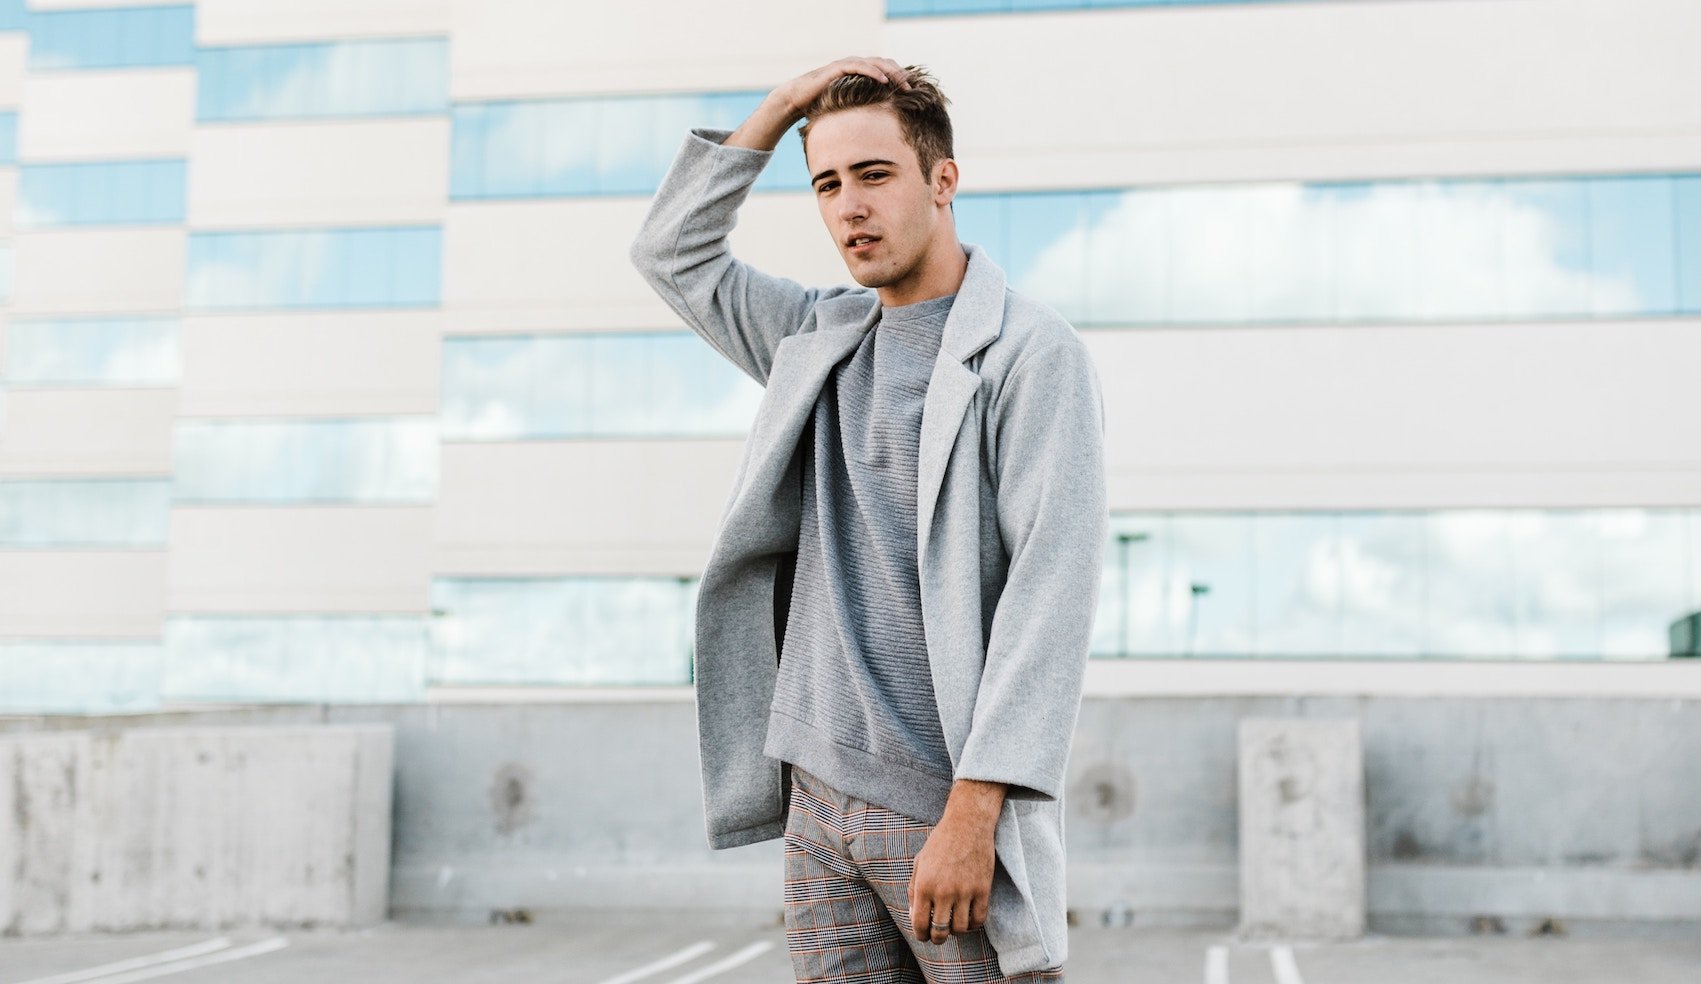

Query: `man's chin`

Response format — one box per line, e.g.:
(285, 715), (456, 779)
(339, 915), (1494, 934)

(847, 265), (893, 289)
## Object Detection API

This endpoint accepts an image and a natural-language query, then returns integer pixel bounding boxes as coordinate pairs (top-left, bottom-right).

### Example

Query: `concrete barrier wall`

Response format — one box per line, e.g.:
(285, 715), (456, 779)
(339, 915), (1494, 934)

(2, 698), (1697, 936)
(1237, 718), (1368, 940)
(0, 724), (393, 935)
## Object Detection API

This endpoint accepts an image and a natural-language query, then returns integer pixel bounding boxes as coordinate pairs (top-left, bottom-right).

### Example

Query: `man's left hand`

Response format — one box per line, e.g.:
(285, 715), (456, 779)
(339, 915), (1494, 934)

(908, 778), (1005, 943)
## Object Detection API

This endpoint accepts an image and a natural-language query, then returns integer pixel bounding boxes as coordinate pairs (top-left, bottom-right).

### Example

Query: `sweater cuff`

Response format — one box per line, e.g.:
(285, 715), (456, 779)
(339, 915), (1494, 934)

(687, 126), (775, 163)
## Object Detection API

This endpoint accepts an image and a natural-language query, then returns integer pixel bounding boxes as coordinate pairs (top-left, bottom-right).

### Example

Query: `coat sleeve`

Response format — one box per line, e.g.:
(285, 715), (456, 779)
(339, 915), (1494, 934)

(628, 126), (857, 386)
(953, 334), (1109, 803)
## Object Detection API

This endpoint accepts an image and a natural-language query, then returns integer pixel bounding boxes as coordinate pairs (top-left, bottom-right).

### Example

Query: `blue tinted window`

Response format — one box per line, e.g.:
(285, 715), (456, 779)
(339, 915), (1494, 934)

(164, 615), (428, 702)
(197, 37), (449, 122)
(185, 227), (440, 309)
(961, 172), (1701, 326)
(1414, 178), (1502, 320)
(1498, 178), (1588, 320)
(28, 5), (194, 70)
(430, 577), (697, 685)
(17, 159), (186, 226)
(441, 332), (765, 440)
(0, 112), (15, 163)
(1676, 175), (1701, 314)
(0, 0), (24, 32)
(425, 505), (1701, 688)
(890, 0), (1297, 15)
(452, 90), (808, 199)
(1588, 176), (1676, 316)
(173, 417), (438, 503)
(0, 641), (161, 712)
(1004, 191), (1091, 323)
(0, 478), (171, 546)
(1097, 507), (1701, 661)
(6, 316), (178, 384)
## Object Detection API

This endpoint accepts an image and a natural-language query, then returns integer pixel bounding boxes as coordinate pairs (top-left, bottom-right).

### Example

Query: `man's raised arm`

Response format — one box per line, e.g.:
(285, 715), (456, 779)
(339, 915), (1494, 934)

(627, 57), (913, 386)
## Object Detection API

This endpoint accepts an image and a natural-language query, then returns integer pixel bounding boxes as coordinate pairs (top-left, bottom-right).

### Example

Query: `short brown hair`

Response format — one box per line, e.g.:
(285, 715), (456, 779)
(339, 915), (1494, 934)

(798, 65), (954, 179)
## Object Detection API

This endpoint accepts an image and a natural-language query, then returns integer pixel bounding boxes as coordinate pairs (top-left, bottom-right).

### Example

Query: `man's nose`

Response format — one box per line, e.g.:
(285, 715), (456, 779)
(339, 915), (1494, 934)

(837, 188), (868, 223)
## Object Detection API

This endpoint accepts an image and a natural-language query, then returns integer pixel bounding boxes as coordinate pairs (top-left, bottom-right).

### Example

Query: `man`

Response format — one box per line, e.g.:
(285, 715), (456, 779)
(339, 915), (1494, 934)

(628, 56), (1106, 982)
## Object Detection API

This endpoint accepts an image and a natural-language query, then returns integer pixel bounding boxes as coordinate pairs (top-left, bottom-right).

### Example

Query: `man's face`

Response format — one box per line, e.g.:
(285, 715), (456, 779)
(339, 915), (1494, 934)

(805, 106), (944, 291)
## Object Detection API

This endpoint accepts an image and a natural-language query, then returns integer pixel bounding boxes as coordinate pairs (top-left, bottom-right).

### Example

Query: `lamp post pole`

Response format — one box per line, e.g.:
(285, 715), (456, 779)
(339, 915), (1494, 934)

(1187, 582), (1211, 658)
(1116, 531), (1149, 658)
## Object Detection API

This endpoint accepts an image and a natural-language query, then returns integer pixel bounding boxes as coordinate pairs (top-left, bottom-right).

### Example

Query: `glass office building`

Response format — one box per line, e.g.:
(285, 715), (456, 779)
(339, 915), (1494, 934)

(0, 0), (1696, 712)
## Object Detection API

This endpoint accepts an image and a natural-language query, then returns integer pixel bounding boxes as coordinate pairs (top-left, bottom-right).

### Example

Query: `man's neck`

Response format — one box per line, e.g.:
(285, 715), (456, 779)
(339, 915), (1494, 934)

(877, 241), (969, 308)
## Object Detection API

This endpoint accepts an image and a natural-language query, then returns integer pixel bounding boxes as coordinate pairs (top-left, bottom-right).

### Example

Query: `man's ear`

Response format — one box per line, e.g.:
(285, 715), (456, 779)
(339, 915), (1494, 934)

(933, 158), (959, 207)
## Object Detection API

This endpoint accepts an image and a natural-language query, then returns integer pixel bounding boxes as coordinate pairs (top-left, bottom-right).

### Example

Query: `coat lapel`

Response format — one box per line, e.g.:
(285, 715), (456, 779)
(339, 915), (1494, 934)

(715, 242), (1008, 610)
(733, 296), (882, 506)
(916, 244), (1006, 559)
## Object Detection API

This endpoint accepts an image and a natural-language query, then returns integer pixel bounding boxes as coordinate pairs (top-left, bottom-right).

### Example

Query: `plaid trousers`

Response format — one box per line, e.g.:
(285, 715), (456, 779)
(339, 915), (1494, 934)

(781, 764), (1066, 983)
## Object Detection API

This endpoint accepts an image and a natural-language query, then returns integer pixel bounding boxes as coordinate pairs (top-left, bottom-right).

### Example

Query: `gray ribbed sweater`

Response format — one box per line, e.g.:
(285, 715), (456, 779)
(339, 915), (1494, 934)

(762, 291), (959, 825)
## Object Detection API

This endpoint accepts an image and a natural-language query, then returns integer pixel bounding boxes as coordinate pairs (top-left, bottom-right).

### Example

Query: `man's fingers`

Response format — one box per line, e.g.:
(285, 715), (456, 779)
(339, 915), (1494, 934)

(808, 56), (914, 92)
(929, 899), (953, 942)
(838, 55), (908, 86)
(967, 895), (987, 931)
(954, 896), (974, 934)
(851, 56), (888, 82)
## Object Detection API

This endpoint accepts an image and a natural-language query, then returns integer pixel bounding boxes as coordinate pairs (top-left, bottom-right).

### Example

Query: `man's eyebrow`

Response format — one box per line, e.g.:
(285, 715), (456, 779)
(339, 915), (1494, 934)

(810, 159), (901, 187)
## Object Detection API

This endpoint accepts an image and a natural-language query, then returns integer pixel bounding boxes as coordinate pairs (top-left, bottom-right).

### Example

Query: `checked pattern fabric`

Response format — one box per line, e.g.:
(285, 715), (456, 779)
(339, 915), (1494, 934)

(781, 764), (1066, 983)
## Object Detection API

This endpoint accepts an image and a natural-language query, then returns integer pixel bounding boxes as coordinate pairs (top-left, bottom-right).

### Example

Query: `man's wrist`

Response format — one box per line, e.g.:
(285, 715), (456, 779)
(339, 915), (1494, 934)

(942, 777), (1007, 832)
(723, 92), (804, 152)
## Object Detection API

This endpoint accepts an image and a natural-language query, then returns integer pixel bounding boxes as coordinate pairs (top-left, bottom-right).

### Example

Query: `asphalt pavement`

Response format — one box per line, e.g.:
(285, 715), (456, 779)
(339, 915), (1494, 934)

(2, 910), (1697, 984)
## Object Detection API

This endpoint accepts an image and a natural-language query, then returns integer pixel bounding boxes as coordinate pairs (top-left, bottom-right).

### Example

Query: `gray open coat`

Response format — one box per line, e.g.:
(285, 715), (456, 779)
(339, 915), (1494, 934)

(628, 126), (1107, 976)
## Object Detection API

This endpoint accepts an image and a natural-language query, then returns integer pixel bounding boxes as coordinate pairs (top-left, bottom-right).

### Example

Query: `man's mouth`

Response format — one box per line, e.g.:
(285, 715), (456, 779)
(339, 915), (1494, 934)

(846, 235), (880, 255)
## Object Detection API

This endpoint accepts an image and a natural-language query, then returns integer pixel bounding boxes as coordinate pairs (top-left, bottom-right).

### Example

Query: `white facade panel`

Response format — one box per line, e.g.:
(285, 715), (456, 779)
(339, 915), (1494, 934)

(0, 552), (167, 637)
(1084, 658), (1701, 700)
(11, 229), (186, 315)
(731, 191), (853, 295)
(17, 70), (195, 161)
(442, 199), (654, 333)
(168, 506), (433, 612)
(441, 192), (842, 334)
(892, 0), (1701, 189)
(434, 440), (737, 574)
(189, 119), (450, 228)
(0, 388), (175, 475)
(1093, 318), (1701, 511)
(177, 311), (441, 417)
(448, 0), (879, 100)
(0, 36), (26, 106)
(0, 171), (17, 236)
(195, 0), (453, 45)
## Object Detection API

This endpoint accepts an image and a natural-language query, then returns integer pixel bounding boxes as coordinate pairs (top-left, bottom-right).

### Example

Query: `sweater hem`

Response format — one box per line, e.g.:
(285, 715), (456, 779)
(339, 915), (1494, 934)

(764, 707), (954, 826)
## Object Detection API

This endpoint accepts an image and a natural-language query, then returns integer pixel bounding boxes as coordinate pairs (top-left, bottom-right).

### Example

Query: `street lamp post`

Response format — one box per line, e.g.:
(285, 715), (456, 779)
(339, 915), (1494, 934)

(1187, 582), (1211, 658)
(1116, 531), (1149, 658)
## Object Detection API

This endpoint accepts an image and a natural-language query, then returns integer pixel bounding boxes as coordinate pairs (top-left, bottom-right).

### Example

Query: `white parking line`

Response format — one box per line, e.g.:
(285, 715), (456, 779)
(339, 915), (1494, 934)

(1205, 944), (1229, 984)
(665, 940), (775, 983)
(11, 939), (234, 984)
(58, 938), (288, 984)
(1269, 945), (1305, 984)
(592, 941), (717, 984)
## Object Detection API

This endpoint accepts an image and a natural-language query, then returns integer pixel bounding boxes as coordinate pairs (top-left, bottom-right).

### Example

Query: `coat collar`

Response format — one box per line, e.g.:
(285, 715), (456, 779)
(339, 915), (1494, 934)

(744, 242), (1007, 590)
